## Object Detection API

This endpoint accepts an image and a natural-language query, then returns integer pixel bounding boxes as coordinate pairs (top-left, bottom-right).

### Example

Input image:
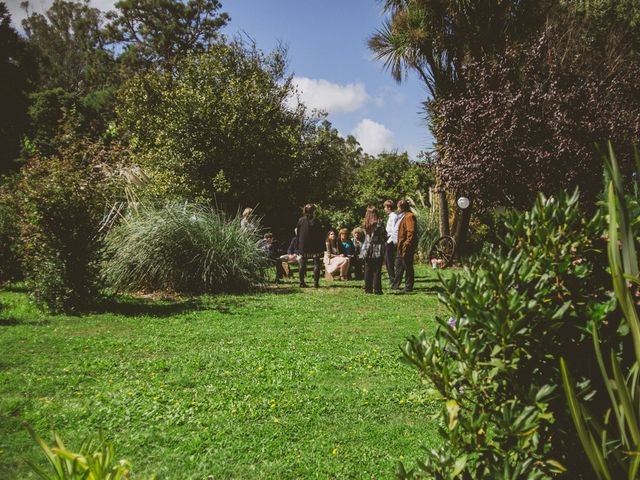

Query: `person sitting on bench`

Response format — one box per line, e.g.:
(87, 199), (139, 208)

(324, 230), (350, 281)
(259, 233), (285, 284)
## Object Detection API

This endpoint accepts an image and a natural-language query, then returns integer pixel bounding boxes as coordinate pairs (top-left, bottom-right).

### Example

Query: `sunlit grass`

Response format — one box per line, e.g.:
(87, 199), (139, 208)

(0, 266), (445, 479)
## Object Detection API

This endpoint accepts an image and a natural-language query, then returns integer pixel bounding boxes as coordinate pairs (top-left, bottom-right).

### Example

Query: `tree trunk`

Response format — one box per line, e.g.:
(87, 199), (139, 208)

(454, 200), (472, 258)
(438, 189), (449, 236)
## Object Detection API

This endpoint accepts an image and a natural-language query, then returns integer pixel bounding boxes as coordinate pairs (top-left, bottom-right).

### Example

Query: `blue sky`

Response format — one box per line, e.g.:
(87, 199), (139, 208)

(6, 0), (435, 157)
(223, 1), (434, 158)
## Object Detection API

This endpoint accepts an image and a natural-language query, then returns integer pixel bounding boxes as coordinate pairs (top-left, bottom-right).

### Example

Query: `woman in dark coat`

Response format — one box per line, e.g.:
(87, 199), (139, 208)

(296, 203), (324, 288)
(360, 206), (387, 294)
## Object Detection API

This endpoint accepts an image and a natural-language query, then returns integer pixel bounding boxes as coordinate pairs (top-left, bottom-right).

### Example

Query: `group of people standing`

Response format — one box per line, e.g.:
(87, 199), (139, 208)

(263, 199), (417, 294)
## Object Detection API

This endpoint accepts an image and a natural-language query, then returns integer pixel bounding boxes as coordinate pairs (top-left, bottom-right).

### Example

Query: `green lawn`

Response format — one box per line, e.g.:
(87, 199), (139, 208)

(0, 266), (445, 479)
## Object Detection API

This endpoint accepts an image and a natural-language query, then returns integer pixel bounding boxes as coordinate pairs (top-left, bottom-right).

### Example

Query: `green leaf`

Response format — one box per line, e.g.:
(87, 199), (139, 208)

(552, 301), (572, 320)
(446, 399), (460, 430)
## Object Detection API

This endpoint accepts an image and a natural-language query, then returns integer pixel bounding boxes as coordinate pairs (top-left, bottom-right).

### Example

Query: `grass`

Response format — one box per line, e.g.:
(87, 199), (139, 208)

(0, 266), (446, 479)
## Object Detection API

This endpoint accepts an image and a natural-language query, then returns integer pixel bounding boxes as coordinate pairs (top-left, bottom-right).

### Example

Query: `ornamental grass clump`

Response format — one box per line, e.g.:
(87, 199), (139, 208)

(102, 203), (268, 294)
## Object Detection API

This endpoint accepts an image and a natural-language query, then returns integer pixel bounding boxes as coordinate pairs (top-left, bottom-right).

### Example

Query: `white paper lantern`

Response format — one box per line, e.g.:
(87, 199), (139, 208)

(457, 197), (470, 209)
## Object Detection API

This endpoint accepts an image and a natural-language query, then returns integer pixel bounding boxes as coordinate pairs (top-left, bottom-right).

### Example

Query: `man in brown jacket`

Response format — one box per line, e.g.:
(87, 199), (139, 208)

(392, 199), (417, 292)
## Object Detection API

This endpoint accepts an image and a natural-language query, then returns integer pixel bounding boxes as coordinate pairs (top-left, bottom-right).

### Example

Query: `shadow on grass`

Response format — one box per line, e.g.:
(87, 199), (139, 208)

(92, 296), (205, 317)
(325, 282), (364, 289)
(1, 283), (28, 293)
(414, 278), (440, 284)
(259, 283), (303, 295)
(0, 317), (20, 326)
(0, 317), (51, 327)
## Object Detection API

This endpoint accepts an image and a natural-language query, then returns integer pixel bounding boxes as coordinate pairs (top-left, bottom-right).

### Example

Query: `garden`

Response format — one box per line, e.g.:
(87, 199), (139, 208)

(2, 0), (640, 479)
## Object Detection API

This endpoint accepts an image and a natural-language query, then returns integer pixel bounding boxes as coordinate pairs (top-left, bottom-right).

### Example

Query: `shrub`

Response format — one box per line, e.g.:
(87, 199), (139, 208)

(0, 179), (22, 283)
(102, 203), (269, 294)
(17, 145), (113, 312)
(400, 189), (619, 478)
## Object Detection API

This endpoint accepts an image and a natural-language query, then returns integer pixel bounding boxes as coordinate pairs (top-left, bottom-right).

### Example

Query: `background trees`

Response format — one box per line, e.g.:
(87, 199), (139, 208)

(116, 41), (372, 235)
(21, 0), (116, 94)
(105, 0), (229, 73)
(0, 3), (36, 174)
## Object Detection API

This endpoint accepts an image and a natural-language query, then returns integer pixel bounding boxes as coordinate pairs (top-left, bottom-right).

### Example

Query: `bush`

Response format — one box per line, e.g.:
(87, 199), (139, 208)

(17, 145), (113, 312)
(102, 203), (269, 294)
(0, 180), (21, 283)
(400, 190), (619, 478)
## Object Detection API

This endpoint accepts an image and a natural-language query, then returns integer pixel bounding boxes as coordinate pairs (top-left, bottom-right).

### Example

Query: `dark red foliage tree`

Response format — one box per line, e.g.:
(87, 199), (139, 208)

(435, 26), (640, 213)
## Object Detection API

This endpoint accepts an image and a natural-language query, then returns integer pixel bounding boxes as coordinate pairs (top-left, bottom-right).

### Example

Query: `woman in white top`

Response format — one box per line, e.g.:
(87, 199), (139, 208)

(384, 199), (400, 286)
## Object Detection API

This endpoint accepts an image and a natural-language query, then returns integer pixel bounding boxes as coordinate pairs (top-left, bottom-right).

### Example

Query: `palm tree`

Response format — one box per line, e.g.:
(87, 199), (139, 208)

(369, 0), (552, 99)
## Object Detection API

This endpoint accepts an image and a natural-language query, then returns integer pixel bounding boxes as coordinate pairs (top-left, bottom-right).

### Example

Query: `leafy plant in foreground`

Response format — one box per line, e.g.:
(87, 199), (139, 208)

(24, 424), (152, 479)
(561, 146), (640, 479)
(400, 189), (617, 478)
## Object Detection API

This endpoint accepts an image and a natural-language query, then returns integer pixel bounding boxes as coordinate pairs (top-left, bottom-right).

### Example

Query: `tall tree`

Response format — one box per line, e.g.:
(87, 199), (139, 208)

(117, 41), (363, 235)
(21, 0), (116, 94)
(105, 0), (229, 72)
(0, 2), (36, 174)
(368, 0), (554, 100)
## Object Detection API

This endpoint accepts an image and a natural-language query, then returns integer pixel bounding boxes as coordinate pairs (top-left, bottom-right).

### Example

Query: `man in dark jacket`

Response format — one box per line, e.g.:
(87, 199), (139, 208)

(296, 203), (324, 288)
(392, 199), (417, 292)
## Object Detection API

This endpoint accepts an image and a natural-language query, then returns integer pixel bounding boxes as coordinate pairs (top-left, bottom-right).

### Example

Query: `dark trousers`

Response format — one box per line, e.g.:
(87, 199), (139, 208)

(393, 248), (415, 292)
(299, 255), (321, 286)
(364, 257), (384, 294)
(351, 257), (364, 280)
(385, 242), (396, 285)
(269, 258), (285, 281)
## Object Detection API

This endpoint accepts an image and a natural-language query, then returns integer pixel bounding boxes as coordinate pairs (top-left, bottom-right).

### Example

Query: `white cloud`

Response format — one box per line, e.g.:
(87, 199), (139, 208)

(291, 76), (369, 115)
(351, 118), (395, 156)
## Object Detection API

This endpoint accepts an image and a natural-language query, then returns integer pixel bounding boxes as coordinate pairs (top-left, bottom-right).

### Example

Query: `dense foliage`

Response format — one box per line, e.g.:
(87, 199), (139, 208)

(16, 143), (115, 311)
(400, 190), (619, 478)
(435, 25), (640, 212)
(117, 41), (369, 235)
(102, 203), (268, 294)
(562, 148), (640, 479)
